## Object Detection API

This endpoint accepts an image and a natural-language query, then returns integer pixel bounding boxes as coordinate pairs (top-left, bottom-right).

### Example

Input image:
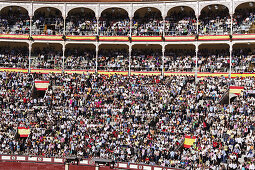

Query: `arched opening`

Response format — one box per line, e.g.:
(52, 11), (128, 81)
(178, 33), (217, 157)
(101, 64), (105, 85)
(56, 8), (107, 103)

(65, 44), (95, 70)
(131, 44), (162, 71)
(165, 44), (195, 72)
(31, 43), (62, 69)
(133, 7), (163, 36)
(98, 44), (128, 71)
(0, 6), (29, 34)
(199, 5), (230, 35)
(66, 8), (96, 36)
(0, 42), (28, 68)
(234, 2), (255, 34)
(33, 7), (63, 35)
(99, 8), (129, 36)
(198, 44), (230, 72)
(233, 43), (255, 73)
(165, 6), (196, 36)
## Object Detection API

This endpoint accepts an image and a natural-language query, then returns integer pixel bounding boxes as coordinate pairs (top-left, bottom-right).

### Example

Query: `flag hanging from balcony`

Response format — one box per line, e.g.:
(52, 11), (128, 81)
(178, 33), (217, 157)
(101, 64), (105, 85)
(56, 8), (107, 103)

(229, 86), (244, 99)
(18, 127), (30, 137)
(184, 135), (196, 148)
(34, 80), (50, 91)
(229, 86), (244, 95)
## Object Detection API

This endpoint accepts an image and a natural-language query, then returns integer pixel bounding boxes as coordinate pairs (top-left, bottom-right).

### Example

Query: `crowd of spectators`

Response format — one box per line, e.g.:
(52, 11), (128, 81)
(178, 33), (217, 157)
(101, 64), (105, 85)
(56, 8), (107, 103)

(165, 10), (196, 36)
(0, 6), (255, 36)
(196, 48), (255, 73)
(232, 48), (255, 73)
(0, 72), (254, 169)
(99, 10), (130, 36)
(0, 46), (28, 68)
(198, 49), (230, 72)
(133, 11), (164, 36)
(32, 10), (63, 35)
(0, 4), (255, 36)
(233, 8), (255, 34)
(164, 49), (195, 72)
(0, 46), (255, 74)
(66, 11), (96, 36)
(199, 7), (231, 35)
(98, 49), (129, 71)
(65, 48), (96, 70)
(131, 49), (162, 71)
(0, 7), (30, 34)
(31, 47), (63, 69)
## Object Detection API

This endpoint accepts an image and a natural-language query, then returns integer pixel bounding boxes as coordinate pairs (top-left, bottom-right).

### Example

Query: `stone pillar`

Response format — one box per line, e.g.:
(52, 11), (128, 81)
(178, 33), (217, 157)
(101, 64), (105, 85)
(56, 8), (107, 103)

(29, 16), (33, 37)
(63, 17), (66, 35)
(128, 44), (132, 76)
(195, 43), (199, 83)
(95, 43), (99, 73)
(162, 45), (165, 77)
(28, 42), (32, 73)
(62, 43), (65, 73)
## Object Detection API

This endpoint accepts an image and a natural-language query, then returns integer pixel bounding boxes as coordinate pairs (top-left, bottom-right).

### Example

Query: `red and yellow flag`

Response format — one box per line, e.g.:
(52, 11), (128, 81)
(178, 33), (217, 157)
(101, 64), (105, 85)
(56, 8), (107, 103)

(229, 86), (244, 95)
(18, 127), (30, 137)
(184, 135), (196, 148)
(34, 80), (50, 91)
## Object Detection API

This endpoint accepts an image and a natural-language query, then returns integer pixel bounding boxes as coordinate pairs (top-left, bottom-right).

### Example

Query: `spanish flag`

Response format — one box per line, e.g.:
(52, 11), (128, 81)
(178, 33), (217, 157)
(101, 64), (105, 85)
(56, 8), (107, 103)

(34, 80), (50, 91)
(18, 127), (30, 137)
(184, 135), (196, 148)
(229, 86), (244, 95)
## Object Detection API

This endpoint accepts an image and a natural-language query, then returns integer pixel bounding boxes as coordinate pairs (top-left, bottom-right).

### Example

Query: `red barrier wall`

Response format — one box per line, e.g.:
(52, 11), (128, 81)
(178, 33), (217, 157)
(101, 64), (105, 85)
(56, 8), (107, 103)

(99, 166), (113, 170)
(0, 161), (64, 170)
(0, 155), (180, 170)
(69, 164), (95, 170)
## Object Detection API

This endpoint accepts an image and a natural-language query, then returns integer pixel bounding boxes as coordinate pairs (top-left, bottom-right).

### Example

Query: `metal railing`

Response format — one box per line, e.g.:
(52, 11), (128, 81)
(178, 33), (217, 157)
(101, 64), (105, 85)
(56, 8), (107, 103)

(32, 28), (63, 35)
(132, 30), (163, 36)
(0, 18), (254, 36)
(99, 30), (130, 36)
(97, 66), (129, 71)
(66, 30), (96, 36)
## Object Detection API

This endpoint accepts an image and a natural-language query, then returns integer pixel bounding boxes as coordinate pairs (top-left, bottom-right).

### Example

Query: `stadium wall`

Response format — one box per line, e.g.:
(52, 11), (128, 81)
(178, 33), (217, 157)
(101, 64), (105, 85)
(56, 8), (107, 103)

(0, 155), (183, 170)
(0, 161), (65, 170)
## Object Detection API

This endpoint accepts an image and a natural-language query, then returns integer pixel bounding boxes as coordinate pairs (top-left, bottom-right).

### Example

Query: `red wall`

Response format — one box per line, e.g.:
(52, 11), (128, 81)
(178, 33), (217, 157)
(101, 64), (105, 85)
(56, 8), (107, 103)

(99, 166), (113, 170)
(69, 165), (114, 170)
(0, 161), (114, 170)
(0, 161), (64, 170)
(69, 165), (95, 170)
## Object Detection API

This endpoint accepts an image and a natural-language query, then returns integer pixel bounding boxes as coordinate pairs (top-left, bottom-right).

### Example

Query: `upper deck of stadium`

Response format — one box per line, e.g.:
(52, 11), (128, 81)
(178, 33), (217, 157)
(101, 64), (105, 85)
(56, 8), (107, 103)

(0, 0), (252, 17)
(0, 0), (254, 76)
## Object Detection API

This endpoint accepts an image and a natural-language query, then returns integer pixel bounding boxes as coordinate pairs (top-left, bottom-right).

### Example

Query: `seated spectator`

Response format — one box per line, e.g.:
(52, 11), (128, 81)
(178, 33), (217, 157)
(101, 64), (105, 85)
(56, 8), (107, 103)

(199, 7), (231, 35)
(31, 47), (62, 69)
(233, 8), (255, 34)
(66, 11), (97, 35)
(164, 49), (195, 72)
(65, 48), (95, 70)
(232, 48), (255, 73)
(165, 9), (196, 36)
(99, 10), (130, 36)
(32, 10), (63, 35)
(133, 11), (163, 36)
(0, 7), (30, 34)
(131, 49), (162, 71)
(0, 46), (28, 68)
(198, 49), (230, 72)
(98, 49), (129, 71)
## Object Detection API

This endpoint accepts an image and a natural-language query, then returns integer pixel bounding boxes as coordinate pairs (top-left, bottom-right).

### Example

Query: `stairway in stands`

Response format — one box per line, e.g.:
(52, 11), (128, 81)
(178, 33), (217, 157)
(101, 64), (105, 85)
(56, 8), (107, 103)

(248, 62), (255, 72)
(249, 23), (255, 33)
